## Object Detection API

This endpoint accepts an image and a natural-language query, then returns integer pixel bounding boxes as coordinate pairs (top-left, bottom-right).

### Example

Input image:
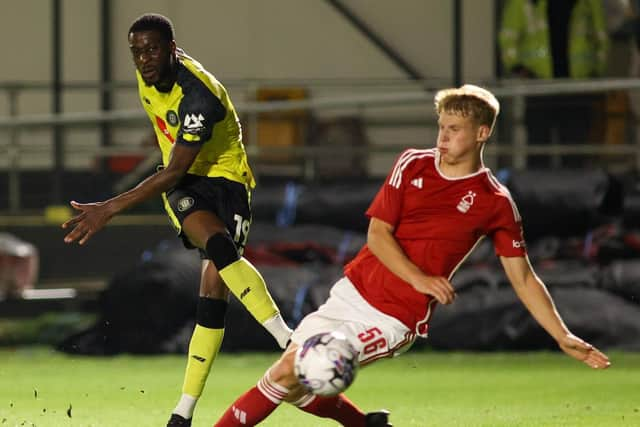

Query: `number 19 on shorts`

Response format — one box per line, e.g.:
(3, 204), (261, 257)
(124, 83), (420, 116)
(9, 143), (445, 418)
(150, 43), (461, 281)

(233, 214), (250, 249)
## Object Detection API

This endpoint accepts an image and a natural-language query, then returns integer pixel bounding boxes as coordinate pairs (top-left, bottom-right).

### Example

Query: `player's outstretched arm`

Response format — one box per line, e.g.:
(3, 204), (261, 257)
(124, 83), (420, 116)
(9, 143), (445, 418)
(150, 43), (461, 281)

(62, 143), (200, 245)
(500, 255), (610, 369)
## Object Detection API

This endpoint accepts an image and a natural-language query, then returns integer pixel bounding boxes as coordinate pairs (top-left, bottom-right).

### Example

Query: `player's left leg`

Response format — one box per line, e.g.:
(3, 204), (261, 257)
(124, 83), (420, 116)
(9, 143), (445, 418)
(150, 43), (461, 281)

(183, 210), (291, 348)
(290, 391), (367, 426)
(294, 396), (393, 426)
(365, 410), (393, 427)
(164, 177), (292, 350)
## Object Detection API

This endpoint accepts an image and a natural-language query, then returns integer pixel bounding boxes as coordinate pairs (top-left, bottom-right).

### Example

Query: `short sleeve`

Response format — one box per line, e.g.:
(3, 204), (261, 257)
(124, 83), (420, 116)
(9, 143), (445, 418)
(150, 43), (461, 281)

(490, 195), (527, 257)
(365, 150), (416, 226)
(177, 88), (226, 146)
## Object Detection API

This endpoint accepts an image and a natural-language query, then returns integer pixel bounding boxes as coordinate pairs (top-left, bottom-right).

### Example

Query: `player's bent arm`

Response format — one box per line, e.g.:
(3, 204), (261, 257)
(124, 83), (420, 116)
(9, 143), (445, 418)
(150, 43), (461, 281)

(499, 255), (570, 341)
(106, 143), (200, 215)
(367, 218), (455, 304)
(367, 218), (422, 284)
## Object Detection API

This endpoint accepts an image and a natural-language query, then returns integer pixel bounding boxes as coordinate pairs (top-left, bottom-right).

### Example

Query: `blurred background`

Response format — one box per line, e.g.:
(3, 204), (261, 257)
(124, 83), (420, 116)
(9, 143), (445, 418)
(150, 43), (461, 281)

(1, 0), (639, 355)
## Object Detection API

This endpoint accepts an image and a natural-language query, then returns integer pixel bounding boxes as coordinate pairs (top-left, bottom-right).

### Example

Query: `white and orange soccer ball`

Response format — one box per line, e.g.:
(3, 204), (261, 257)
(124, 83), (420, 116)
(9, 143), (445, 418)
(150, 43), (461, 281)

(294, 331), (359, 397)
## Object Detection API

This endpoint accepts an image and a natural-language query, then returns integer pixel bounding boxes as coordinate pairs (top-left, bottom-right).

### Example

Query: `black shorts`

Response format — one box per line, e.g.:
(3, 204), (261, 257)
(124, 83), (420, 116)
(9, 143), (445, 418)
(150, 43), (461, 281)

(162, 174), (252, 258)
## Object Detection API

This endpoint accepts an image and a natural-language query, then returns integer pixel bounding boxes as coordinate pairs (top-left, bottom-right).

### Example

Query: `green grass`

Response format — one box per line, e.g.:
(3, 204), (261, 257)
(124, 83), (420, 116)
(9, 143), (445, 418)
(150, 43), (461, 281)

(0, 348), (638, 426)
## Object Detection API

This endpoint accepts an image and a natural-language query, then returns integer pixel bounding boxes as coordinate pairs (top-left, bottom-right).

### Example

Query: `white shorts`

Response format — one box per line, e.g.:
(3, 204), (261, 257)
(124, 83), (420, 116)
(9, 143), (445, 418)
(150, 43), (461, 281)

(290, 277), (416, 366)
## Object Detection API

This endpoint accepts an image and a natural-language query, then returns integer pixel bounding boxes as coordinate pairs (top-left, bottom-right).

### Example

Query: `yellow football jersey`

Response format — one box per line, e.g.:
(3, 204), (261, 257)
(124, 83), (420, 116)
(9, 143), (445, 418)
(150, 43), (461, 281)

(136, 50), (255, 188)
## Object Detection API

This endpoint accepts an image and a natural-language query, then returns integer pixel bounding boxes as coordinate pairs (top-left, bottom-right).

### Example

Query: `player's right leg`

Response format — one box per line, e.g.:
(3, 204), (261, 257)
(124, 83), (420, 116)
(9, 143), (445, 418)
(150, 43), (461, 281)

(214, 276), (406, 426)
(213, 346), (300, 426)
(213, 343), (388, 427)
(169, 260), (228, 427)
(285, 277), (409, 426)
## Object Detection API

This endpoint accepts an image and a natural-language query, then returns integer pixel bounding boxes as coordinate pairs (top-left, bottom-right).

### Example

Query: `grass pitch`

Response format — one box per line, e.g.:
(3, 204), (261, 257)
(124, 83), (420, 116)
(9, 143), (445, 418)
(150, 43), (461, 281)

(0, 348), (637, 426)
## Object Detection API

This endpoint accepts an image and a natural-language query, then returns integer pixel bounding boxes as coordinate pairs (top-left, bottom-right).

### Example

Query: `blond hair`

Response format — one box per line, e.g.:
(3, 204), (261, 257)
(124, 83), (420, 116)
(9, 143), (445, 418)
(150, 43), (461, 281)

(434, 84), (500, 136)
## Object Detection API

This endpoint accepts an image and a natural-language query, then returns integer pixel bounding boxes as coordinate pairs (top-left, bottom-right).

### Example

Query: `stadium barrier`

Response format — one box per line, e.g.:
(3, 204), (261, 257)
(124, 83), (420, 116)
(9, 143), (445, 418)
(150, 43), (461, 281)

(2, 78), (640, 212)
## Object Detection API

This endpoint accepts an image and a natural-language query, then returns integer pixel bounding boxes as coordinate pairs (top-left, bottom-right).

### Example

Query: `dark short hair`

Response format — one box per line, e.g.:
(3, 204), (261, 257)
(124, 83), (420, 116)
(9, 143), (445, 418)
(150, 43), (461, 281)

(128, 13), (175, 42)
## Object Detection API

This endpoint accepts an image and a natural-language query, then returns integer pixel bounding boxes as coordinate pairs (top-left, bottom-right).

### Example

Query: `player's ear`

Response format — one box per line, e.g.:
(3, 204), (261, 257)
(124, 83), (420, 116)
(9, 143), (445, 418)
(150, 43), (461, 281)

(476, 124), (490, 143)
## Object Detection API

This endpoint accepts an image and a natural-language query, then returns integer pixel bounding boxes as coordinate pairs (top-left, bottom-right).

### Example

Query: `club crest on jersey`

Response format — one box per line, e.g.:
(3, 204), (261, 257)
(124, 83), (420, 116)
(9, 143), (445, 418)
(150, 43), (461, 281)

(456, 191), (476, 213)
(177, 197), (195, 212)
(166, 110), (179, 126)
(184, 113), (205, 133)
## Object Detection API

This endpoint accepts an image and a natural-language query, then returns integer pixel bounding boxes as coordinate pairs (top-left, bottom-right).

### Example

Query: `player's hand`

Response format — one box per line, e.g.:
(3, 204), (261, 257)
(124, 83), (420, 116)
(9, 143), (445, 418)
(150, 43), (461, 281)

(557, 333), (611, 369)
(61, 200), (113, 245)
(411, 275), (456, 305)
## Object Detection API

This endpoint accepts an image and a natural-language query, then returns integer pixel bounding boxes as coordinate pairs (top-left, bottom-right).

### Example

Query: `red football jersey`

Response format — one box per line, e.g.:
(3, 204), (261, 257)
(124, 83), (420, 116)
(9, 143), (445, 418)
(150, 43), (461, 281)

(345, 148), (526, 333)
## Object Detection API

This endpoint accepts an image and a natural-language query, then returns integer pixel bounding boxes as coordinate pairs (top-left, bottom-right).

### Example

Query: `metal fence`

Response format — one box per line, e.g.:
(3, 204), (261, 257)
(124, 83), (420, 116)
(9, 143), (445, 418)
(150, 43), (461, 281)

(2, 78), (640, 212)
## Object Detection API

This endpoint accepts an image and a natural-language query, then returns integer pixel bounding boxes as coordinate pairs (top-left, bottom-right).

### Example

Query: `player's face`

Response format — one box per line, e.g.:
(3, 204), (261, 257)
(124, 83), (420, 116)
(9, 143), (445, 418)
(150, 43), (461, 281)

(129, 30), (175, 87)
(436, 112), (486, 164)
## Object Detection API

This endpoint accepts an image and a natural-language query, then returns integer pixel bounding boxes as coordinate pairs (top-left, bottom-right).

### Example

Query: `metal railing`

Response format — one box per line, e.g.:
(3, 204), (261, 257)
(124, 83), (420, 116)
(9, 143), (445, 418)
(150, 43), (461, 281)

(1, 78), (640, 212)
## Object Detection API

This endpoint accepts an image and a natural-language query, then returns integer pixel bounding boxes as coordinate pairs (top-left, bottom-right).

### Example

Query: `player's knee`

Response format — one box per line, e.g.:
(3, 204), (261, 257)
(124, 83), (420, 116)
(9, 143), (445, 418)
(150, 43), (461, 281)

(283, 384), (310, 403)
(196, 297), (228, 328)
(205, 233), (240, 270)
(200, 263), (229, 299)
(269, 352), (298, 388)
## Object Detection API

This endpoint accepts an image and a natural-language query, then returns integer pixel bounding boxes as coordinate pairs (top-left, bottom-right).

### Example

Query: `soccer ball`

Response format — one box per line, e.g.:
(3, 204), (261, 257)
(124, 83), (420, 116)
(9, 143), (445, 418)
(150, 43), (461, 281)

(294, 331), (359, 397)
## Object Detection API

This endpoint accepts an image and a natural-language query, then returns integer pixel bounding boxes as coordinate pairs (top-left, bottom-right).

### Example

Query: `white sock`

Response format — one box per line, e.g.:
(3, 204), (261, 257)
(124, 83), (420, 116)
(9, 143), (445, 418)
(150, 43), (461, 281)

(173, 393), (198, 419)
(262, 313), (293, 349)
(290, 392), (316, 408)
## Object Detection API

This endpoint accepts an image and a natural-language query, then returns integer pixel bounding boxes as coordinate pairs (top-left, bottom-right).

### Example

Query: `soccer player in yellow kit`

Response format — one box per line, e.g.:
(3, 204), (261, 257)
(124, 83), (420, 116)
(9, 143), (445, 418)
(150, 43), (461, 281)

(62, 13), (292, 427)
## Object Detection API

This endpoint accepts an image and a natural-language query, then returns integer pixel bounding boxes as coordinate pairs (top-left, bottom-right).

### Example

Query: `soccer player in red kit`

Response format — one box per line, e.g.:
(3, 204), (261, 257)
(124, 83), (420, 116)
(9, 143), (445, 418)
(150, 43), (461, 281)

(212, 84), (611, 427)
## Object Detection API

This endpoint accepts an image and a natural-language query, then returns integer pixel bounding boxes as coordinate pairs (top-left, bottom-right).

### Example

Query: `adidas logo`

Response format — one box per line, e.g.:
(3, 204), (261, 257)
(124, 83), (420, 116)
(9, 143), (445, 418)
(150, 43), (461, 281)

(232, 406), (247, 424)
(184, 113), (205, 129)
(411, 178), (423, 189)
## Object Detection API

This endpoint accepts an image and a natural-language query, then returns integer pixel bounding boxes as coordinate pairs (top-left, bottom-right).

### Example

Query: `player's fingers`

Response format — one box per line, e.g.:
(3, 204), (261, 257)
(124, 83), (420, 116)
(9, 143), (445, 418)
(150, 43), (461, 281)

(585, 349), (610, 369)
(64, 223), (85, 243)
(433, 284), (453, 305)
(443, 277), (456, 293)
(61, 214), (84, 229)
(425, 284), (447, 304)
(435, 293), (449, 305)
(63, 230), (79, 243)
(439, 277), (457, 298)
(434, 278), (456, 304)
(585, 357), (610, 369)
(79, 229), (94, 245)
(593, 348), (610, 363)
(573, 342), (609, 368)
